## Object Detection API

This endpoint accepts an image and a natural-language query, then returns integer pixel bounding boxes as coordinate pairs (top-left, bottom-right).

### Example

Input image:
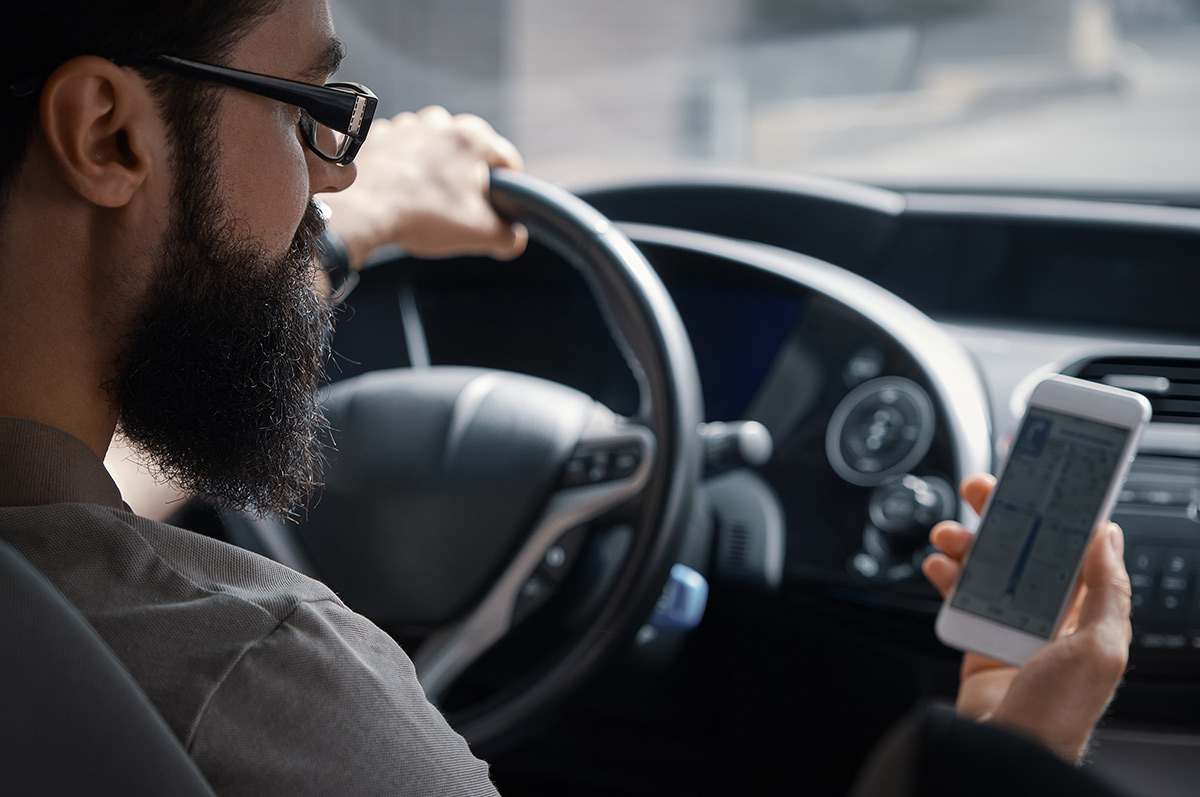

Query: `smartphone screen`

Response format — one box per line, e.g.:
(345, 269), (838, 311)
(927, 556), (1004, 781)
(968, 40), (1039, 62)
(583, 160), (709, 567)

(949, 407), (1131, 638)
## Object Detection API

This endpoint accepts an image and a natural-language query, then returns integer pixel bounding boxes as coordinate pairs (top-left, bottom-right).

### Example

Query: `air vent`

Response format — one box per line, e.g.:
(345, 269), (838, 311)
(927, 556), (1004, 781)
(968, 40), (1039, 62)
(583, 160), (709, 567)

(1070, 357), (1200, 424)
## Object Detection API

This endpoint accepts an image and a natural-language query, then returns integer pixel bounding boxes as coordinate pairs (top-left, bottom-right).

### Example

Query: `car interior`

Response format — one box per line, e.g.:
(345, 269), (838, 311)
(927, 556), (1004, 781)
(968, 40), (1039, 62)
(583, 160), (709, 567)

(15, 1), (1200, 795)
(293, 168), (1198, 797)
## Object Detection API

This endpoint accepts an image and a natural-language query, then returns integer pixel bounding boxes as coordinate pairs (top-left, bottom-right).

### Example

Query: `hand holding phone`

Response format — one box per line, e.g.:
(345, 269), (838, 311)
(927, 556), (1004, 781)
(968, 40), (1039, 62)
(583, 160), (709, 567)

(935, 375), (1149, 665)
(924, 474), (1134, 763)
(924, 374), (1146, 762)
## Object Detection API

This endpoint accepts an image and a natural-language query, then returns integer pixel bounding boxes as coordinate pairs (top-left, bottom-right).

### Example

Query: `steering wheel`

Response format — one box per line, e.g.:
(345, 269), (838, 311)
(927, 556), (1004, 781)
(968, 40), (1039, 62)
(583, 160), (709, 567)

(230, 169), (704, 752)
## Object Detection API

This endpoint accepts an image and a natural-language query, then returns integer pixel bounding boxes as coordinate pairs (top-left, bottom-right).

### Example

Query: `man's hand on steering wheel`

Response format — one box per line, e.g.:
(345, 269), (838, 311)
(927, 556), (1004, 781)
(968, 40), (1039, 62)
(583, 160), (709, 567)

(318, 105), (529, 268)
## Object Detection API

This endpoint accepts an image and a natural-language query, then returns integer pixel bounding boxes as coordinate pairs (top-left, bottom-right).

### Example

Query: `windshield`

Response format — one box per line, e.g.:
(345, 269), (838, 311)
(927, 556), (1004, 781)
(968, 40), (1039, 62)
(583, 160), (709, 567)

(334, 0), (1200, 198)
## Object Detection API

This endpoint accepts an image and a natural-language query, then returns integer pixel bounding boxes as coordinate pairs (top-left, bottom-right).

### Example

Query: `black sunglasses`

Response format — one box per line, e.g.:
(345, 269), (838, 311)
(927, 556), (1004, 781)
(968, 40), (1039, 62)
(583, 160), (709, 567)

(151, 54), (377, 165)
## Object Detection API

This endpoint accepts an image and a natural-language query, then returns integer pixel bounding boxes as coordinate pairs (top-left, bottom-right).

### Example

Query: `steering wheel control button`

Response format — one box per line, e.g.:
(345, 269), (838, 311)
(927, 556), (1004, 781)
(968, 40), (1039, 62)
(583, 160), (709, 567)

(536, 525), (587, 587)
(511, 526), (591, 627)
(521, 576), (549, 600)
(561, 455), (591, 488)
(610, 446), (642, 478)
(560, 444), (643, 488)
(513, 572), (555, 624)
(545, 546), (567, 569)
(648, 564), (709, 631)
(587, 451), (611, 482)
(826, 377), (936, 486)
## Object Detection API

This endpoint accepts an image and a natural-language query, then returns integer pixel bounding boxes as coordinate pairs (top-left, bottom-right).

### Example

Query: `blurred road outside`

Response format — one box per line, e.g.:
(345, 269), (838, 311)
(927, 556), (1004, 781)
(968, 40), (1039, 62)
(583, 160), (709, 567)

(335, 0), (1200, 195)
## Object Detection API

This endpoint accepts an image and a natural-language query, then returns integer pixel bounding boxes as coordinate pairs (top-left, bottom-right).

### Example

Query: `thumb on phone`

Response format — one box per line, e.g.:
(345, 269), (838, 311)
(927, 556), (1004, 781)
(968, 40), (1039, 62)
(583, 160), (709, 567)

(989, 522), (1132, 762)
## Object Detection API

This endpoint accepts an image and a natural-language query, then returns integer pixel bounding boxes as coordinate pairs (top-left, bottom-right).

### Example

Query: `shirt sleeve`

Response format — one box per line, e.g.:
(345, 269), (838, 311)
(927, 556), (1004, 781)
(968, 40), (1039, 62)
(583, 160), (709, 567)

(187, 598), (500, 797)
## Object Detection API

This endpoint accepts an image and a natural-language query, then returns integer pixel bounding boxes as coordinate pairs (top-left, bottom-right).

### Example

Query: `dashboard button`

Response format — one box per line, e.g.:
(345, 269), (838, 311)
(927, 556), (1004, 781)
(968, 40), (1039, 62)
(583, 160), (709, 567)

(825, 377), (936, 487)
(1138, 633), (1187, 649)
(1164, 548), (1193, 578)
(1125, 546), (1161, 624)
(1159, 590), (1189, 624)
(851, 552), (881, 579)
(1157, 547), (1192, 624)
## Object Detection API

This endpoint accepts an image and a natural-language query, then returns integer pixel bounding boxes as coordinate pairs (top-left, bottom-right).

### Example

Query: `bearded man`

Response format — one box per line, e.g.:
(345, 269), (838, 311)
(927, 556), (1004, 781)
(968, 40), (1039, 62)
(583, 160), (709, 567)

(0, 1), (520, 793)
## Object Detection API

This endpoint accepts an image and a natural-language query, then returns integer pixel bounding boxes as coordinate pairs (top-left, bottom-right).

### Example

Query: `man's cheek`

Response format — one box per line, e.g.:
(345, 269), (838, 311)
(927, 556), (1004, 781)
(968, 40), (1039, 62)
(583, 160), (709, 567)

(221, 119), (311, 256)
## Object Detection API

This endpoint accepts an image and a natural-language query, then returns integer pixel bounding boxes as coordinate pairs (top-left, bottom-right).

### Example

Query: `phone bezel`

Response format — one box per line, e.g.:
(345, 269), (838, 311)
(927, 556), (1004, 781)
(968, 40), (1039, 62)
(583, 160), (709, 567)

(935, 374), (1151, 666)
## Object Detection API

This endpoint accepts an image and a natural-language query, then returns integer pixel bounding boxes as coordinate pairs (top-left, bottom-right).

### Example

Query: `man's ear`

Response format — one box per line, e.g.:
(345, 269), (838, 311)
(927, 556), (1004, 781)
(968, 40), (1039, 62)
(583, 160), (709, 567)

(39, 55), (161, 208)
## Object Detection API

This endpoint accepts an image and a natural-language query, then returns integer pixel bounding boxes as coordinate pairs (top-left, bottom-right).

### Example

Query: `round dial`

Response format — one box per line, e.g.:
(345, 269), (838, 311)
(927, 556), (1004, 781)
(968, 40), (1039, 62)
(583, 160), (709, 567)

(826, 376), (936, 486)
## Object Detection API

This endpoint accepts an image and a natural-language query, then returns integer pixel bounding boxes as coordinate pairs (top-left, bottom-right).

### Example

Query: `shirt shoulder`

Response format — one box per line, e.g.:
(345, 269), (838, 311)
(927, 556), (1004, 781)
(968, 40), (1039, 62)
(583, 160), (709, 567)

(126, 508), (340, 614)
(0, 502), (495, 794)
(191, 597), (499, 797)
(0, 502), (345, 741)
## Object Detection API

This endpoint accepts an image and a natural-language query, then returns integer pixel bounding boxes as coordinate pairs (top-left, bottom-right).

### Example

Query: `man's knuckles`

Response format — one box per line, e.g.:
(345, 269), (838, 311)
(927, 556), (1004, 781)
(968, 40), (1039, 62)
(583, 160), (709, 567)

(1066, 628), (1129, 681)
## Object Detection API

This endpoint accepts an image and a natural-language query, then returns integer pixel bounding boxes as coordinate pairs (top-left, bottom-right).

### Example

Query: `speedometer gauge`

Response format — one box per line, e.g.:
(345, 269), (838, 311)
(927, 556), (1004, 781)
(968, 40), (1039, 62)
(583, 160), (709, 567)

(825, 377), (936, 486)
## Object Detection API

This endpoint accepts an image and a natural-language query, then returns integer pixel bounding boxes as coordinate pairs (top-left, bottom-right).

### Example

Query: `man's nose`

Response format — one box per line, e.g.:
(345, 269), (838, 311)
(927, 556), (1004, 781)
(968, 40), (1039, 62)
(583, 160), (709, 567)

(309, 151), (357, 195)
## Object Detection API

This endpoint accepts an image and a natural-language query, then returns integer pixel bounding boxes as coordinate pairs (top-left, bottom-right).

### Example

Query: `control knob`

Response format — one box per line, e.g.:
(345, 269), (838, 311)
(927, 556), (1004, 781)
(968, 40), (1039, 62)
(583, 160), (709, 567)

(868, 474), (956, 544)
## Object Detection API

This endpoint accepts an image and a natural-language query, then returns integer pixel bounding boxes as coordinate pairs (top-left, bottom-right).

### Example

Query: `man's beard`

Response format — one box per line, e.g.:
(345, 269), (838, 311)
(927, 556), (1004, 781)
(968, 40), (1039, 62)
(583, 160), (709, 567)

(109, 137), (334, 516)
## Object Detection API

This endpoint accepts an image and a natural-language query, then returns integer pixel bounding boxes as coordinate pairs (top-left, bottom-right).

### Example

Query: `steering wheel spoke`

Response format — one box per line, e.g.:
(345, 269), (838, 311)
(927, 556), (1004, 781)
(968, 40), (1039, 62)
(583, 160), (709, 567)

(415, 414), (655, 701)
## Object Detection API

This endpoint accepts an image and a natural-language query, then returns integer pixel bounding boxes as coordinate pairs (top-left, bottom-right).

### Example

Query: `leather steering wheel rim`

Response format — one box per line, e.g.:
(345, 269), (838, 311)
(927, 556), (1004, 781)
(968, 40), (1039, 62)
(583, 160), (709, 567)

(433, 168), (703, 750)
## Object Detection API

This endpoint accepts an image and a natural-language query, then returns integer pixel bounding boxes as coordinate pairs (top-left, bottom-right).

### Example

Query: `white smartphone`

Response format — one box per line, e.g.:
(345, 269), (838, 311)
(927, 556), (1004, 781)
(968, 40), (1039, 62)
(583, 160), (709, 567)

(935, 374), (1151, 666)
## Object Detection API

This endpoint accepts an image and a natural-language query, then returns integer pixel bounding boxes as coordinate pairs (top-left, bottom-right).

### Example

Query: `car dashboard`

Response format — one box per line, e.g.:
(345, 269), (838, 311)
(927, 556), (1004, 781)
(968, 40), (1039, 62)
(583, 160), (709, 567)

(326, 171), (1200, 796)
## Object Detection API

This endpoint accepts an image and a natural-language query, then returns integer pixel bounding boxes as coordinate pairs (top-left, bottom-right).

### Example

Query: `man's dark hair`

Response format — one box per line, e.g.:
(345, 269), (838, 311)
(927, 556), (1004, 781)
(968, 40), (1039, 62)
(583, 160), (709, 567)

(0, 1), (281, 203)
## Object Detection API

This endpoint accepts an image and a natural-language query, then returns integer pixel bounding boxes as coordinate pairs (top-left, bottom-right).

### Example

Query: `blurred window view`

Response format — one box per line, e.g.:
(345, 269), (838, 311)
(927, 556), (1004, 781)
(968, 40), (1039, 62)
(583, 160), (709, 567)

(334, 0), (1200, 195)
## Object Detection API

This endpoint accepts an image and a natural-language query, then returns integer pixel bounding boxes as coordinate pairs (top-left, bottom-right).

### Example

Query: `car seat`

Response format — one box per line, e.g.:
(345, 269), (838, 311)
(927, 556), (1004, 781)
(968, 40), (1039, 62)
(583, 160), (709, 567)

(0, 537), (215, 795)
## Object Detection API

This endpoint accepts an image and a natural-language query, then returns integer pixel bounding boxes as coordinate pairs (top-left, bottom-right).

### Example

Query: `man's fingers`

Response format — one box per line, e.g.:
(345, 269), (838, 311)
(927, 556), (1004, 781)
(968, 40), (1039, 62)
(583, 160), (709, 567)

(923, 521), (973, 595)
(484, 133), (524, 172)
(506, 222), (529, 258)
(961, 473), (996, 516)
(1075, 523), (1133, 644)
(920, 473), (994, 598)
(922, 552), (959, 597)
(445, 112), (524, 172)
(487, 222), (528, 261)
(415, 104), (453, 124)
(930, 521), (972, 560)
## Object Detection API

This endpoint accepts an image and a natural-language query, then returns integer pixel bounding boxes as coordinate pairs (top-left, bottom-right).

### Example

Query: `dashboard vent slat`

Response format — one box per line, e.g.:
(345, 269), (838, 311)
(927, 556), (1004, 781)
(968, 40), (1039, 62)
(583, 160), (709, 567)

(1072, 357), (1200, 425)
(1099, 375), (1170, 394)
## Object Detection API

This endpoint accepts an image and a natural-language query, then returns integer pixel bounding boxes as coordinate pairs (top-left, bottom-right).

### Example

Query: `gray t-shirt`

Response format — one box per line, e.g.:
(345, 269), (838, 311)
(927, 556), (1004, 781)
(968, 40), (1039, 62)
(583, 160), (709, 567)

(0, 417), (498, 796)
